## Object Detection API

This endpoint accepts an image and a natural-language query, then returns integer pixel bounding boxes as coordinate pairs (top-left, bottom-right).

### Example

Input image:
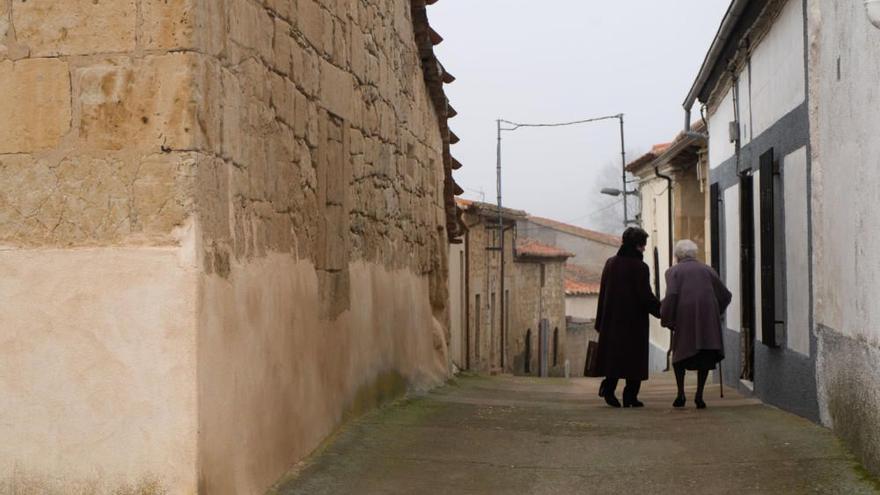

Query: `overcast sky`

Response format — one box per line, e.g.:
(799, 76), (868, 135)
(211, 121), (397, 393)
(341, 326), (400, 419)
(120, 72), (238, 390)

(429, 0), (731, 234)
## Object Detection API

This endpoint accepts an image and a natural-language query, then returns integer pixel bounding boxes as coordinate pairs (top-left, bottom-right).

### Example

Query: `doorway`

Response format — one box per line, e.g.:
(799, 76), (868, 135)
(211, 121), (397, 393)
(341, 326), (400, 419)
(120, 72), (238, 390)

(739, 174), (756, 383)
(524, 329), (532, 374)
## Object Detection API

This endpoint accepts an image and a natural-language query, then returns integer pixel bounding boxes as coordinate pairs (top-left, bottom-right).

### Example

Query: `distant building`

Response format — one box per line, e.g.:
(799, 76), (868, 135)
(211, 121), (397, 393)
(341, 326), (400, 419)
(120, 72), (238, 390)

(450, 199), (524, 374)
(449, 200), (575, 376)
(518, 215), (619, 269)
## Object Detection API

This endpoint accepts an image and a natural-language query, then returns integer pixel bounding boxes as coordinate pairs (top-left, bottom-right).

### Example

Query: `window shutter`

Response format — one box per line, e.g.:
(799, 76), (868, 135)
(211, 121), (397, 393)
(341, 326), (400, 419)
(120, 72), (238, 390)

(759, 149), (779, 347)
(710, 183), (721, 274)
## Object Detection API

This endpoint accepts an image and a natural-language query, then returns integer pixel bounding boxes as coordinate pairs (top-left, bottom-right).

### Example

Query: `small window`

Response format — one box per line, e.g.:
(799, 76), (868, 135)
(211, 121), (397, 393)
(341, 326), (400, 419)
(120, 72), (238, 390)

(540, 264), (546, 287)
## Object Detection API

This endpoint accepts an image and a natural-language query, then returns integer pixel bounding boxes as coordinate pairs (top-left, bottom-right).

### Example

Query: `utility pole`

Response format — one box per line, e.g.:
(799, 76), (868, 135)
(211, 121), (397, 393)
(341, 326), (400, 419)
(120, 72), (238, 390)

(618, 114), (629, 228)
(496, 119), (506, 371)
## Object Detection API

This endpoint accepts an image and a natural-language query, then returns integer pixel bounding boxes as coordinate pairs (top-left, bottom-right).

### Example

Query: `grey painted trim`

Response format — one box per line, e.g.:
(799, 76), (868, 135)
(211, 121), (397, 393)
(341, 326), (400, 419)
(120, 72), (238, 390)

(710, 102), (810, 191)
(721, 326), (820, 421)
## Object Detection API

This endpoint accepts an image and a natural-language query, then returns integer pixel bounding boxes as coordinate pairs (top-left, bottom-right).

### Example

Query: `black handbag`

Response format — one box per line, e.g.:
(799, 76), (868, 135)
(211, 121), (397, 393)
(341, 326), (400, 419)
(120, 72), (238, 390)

(584, 340), (601, 377)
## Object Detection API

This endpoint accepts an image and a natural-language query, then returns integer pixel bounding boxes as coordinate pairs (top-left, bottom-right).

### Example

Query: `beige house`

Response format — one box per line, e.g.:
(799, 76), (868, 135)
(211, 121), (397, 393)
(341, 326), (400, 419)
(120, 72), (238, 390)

(626, 125), (708, 372)
(0, 1), (461, 493)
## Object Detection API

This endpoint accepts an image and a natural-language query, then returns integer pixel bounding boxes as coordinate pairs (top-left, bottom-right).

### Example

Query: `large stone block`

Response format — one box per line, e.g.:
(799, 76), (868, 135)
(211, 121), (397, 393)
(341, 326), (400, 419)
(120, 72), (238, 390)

(77, 54), (196, 152)
(298, 0), (325, 51)
(319, 59), (354, 120)
(13, 0), (136, 56)
(0, 152), (194, 246)
(141, 0), (195, 50)
(0, 58), (71, 154)
(0, 1), (8, 41)
(228, 0), (273, 62)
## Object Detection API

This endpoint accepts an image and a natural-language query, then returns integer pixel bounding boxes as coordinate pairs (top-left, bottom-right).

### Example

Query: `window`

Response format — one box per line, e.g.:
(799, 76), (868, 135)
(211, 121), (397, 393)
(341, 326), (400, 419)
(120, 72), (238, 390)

(540, 264), (546, 287)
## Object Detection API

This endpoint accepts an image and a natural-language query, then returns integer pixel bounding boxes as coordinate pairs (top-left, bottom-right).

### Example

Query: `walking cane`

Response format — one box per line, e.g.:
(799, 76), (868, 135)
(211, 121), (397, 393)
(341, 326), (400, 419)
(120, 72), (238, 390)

(718, 363), (724, 398)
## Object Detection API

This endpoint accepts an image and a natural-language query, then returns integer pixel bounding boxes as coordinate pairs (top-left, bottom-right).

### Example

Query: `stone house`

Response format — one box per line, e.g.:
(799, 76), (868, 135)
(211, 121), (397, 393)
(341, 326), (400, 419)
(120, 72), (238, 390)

(626, 123), (708, 372)
(512, 239), (572, 377)
(0, 1), (461, 493)
(450, 199), (522, 373)
(682, 0), (880, 477)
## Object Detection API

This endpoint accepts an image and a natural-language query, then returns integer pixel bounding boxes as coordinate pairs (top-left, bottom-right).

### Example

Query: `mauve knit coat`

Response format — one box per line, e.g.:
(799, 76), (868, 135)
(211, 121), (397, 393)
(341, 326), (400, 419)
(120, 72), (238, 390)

(660, 258), (732, 364)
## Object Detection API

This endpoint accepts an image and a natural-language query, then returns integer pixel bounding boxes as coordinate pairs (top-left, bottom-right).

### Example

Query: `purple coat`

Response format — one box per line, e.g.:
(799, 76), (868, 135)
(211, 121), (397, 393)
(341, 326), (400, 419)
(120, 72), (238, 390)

(660, 259), (732, 364)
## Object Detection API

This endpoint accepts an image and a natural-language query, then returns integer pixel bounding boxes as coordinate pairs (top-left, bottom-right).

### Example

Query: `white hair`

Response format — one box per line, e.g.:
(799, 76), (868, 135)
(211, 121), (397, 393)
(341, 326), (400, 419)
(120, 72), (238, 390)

(674, 239), (699, 261)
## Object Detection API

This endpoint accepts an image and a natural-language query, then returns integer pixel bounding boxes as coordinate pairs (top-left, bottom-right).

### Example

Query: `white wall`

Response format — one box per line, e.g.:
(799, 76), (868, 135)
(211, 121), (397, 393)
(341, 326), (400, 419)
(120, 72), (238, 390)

(810, 2), (880, 346)
(709, 88), (736, 170)
(565, 295), (598, 321)
(724, 185), (741, 332)
(638, 176), (671, 352)
(708, 0), (806, 173)
(749, 0), (806, 137)
(784, 147), (810, 355)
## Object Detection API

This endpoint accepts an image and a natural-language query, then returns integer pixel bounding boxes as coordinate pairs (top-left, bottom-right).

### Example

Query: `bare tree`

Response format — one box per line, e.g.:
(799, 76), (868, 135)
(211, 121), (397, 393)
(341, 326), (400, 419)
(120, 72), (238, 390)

(583, 152), (643, 234)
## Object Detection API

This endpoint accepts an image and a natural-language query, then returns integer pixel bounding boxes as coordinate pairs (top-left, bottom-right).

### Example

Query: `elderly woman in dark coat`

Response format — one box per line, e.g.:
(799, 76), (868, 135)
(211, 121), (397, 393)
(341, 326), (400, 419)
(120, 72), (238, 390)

(595, 227), (661, 408)
(661, 239), (732, 409)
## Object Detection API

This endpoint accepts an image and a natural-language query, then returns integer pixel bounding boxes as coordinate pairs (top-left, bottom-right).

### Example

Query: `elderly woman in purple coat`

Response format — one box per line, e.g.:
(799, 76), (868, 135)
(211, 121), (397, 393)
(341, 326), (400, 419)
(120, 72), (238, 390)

(660, 240), (732, 409)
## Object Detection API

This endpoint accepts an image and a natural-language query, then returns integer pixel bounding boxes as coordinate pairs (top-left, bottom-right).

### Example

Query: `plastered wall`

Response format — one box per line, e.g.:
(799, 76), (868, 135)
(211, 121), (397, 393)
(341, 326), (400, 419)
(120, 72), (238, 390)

(0, 0), (453, 492)
(808, 0), (880, 476)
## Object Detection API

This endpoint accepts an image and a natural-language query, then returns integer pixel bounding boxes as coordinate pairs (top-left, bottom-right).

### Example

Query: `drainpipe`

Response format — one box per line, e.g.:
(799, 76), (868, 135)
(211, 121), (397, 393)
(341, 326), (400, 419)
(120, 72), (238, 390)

(655, 166), (674, 372)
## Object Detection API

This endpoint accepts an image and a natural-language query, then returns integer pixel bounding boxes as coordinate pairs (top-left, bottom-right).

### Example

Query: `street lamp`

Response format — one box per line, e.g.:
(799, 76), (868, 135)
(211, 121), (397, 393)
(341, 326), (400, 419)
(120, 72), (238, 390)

(600, 188), (640, 226)
(600, 187), (638, 197)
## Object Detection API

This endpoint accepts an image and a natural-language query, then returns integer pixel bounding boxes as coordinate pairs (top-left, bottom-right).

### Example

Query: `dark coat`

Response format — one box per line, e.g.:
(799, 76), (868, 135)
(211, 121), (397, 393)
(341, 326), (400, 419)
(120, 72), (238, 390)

(660, 258), (732, 364)
(594, 246), (661, 381)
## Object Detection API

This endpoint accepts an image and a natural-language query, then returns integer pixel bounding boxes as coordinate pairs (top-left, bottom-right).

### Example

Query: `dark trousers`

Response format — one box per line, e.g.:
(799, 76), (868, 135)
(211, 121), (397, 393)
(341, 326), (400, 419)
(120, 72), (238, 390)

(604, 376), (641, 399)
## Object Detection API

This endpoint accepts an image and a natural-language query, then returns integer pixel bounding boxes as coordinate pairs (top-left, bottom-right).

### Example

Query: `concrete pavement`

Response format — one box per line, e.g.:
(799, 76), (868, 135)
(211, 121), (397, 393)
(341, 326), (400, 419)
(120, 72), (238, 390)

(271, 374), (880, 494)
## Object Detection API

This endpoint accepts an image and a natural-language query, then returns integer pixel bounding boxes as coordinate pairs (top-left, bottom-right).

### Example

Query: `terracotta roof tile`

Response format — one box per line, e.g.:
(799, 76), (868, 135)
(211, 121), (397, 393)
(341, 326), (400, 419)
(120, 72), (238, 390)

(564, 263), (602, 296)
(516, 238), (573, 259)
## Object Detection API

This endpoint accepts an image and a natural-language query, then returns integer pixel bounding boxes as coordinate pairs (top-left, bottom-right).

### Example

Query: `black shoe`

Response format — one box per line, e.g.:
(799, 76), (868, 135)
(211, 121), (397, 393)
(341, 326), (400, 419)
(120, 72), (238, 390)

(673, 395), (686, 408)
(695, 397), (707, 409)
(604, 393), (621, 408)
(598, 379), (607, 398)
(623, 393), (644, 408)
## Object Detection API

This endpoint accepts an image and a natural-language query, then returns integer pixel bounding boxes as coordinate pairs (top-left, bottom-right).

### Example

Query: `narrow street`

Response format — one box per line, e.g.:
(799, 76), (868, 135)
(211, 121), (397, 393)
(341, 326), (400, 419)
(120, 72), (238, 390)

(273, 375), (880, 494)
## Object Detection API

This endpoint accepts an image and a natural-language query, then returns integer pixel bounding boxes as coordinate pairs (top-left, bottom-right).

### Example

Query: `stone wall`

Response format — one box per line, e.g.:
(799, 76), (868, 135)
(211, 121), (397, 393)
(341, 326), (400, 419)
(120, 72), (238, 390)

(510, 260), (567, 376)
(462, 209), (516, 372)
(0, 0), (454, 493)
